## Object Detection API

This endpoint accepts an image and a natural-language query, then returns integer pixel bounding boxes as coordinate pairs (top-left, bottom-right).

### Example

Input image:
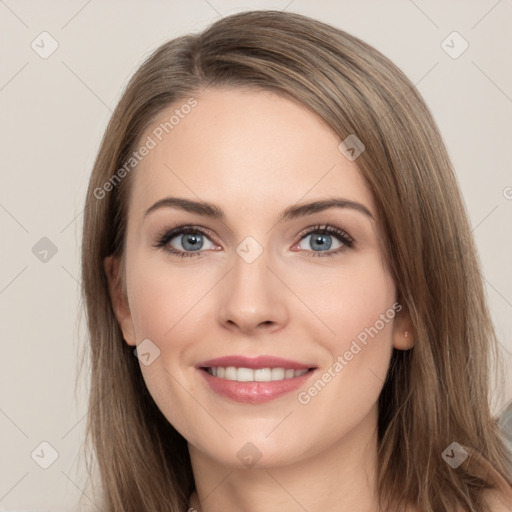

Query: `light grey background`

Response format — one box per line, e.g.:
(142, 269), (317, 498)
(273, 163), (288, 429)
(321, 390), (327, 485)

(1, 0), (511, 510)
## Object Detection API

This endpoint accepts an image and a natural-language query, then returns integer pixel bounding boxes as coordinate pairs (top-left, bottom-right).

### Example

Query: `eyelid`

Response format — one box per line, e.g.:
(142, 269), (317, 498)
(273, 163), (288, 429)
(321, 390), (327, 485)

(297, 223), (354, 245)
(153, 222), (355, 258)
(293, 224), (355, 258)
(152, 224), (220, 249)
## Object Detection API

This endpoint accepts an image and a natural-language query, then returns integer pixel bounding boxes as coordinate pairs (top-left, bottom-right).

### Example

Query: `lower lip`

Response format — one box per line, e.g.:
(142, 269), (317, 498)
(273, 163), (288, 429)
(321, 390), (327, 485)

(198, 368), (316, 404)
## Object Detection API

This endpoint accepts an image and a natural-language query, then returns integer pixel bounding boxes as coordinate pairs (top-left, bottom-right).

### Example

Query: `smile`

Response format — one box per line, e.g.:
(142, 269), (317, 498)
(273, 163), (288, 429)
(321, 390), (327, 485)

(199, 366), (316, 404)
(204, 366), (310, 382)
(206, 366), (309, 382)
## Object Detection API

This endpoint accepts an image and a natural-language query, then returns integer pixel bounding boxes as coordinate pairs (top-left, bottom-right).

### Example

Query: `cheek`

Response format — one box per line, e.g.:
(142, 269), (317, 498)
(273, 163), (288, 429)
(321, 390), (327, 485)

(126, 252), (214, 341)
(124, 254), (211, 437)
(290, 256), (397, 349)
(291, 259), (396, 409)
(122, 244), (399, 464)
(292, 261), (397, 436)
(126, 247), (397, 371)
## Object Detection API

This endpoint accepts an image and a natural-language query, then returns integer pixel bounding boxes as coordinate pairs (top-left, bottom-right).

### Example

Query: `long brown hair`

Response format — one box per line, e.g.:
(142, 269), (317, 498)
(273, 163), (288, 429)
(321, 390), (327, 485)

(80, 10), (512, 511)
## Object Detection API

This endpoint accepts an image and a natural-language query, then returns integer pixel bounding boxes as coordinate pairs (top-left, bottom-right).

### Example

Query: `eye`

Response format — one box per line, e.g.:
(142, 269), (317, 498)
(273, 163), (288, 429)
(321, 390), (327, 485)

(153, 225), (218, 258)
(153, 223), (355, 259)
(294, 224), (354, 258)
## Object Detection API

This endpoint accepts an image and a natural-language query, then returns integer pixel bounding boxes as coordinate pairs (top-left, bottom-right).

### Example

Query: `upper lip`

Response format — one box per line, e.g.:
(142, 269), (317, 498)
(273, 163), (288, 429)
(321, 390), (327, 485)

(196, 355), (316, 370)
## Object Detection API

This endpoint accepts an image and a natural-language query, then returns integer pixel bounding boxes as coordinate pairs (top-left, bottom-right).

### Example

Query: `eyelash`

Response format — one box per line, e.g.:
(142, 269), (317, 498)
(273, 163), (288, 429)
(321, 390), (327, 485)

(153, 224), (355, 259)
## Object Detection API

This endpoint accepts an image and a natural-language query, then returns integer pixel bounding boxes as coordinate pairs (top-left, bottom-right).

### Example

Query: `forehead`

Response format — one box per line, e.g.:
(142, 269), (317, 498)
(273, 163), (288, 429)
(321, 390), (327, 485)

(128, 86), (376, 221)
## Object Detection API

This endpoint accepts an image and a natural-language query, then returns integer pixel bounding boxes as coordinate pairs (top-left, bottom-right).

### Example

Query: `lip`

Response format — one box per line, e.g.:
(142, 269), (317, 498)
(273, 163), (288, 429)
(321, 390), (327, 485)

(196, 355), (318, 404)
(198, 368), (317, 404)
(196, 355), (315, 370)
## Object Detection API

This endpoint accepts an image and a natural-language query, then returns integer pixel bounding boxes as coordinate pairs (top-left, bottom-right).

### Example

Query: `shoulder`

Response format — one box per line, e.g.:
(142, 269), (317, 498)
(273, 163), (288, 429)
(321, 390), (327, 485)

(450, 489), (512, 512)
(481, 488), (512, 511)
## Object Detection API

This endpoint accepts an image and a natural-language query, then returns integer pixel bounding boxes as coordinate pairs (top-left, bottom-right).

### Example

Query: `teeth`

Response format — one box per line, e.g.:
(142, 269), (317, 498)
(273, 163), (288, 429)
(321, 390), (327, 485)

(225, 366), (237, 380)
(271, 368), (285, 380)
(255, 368), (272, 381)
(237, 367), (254, 382)
(206, 366), (310, 382)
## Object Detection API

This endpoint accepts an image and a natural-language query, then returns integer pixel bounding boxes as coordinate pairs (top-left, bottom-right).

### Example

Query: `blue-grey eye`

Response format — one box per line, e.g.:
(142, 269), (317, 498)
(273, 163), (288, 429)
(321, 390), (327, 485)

(166, 230), (216, 252)
(298, 232), (340, 252)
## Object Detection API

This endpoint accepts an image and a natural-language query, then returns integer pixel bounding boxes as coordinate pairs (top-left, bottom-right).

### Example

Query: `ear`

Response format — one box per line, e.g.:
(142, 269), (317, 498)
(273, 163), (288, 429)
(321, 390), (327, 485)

(392, 300), (415, 350)
(104, 255), (136, 346)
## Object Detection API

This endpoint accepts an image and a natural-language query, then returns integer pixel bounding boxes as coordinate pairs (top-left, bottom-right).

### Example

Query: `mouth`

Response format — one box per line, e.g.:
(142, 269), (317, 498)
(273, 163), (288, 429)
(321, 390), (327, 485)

(196, 355), (318, 404)
(201, 366), (314, 382)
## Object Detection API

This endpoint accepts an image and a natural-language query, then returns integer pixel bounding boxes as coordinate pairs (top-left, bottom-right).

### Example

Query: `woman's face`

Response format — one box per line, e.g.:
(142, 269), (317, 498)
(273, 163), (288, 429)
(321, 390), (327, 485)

(106, 86), (412, 469)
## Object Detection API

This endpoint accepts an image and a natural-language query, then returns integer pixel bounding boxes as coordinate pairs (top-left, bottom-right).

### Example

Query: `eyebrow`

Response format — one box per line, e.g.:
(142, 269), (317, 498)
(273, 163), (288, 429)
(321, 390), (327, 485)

(144, 197), (374, 222)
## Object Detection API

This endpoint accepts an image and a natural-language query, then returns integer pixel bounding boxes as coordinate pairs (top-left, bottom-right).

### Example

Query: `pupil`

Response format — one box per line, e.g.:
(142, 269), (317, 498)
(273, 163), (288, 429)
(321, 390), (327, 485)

(312, 234), (331, 251)
(184, 234), (202, 251)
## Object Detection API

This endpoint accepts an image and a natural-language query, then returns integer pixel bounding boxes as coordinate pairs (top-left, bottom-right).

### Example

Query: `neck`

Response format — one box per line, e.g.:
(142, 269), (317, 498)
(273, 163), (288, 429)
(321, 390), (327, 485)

(188, 404), (384, 512)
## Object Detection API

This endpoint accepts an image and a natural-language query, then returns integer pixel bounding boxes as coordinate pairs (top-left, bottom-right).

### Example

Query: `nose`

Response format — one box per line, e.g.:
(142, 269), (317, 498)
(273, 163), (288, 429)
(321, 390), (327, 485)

(217, 247), (289, 336)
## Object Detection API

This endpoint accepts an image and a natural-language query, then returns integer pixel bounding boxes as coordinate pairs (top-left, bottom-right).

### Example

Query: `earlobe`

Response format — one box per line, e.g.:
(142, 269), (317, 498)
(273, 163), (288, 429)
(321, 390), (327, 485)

(395, 329), (414, 350)
(392, 301), (415, 351)
(103, 255), (136, 346)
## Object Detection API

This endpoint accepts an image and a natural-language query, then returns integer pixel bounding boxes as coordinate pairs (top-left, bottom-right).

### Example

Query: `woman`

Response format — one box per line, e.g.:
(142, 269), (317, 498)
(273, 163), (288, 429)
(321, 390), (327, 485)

(81, 10), (512, 511)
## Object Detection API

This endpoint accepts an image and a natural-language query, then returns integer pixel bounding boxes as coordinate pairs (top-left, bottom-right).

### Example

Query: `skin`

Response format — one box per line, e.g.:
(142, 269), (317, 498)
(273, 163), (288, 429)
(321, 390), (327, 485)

(105, 86), (417, 512)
